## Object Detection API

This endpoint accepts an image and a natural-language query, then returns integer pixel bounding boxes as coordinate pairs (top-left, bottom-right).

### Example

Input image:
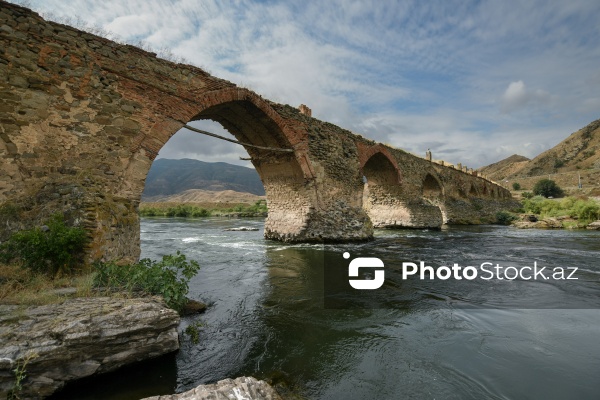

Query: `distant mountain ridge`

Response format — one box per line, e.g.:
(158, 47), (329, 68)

(142, 159), (265, 199)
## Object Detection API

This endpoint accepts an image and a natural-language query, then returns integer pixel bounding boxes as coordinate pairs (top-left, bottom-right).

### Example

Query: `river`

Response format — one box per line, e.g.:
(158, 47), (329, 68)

(56, 217), (600, 400)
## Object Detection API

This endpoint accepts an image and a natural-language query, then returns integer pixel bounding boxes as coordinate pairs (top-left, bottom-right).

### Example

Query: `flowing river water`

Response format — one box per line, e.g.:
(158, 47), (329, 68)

(57, 217), (600, 400)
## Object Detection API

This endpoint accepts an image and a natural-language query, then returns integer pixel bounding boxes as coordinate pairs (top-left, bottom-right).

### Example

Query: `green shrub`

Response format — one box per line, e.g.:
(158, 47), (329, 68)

(574, 201), (599, 221)
(142, 208), (158, 217)
(533, 179), (564, 198)
(94, 251), (200, 312)
(512, 182), (521, 190)
(521, 192), (534, 199)
(553, 159), (565, 168)
(0, 214), (87, 276)
(191, 208), (210, 217)
(496, 211), (517, 225)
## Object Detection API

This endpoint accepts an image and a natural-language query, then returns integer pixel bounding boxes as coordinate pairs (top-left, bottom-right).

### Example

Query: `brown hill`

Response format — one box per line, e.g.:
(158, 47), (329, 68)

(479, 119), (600, 194)
(144, 189), (266, 204)
(478, 154), (530, 181)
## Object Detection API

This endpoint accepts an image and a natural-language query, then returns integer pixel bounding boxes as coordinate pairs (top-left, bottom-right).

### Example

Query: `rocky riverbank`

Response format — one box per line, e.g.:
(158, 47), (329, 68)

(512, 214), (600, 230)
(0, 297), (180, 399)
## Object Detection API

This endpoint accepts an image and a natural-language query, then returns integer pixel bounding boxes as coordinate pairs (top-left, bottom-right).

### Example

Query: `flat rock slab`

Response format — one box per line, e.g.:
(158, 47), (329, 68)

(0, 297), (180, 400)
(513, 218), (563, 229)
(142, 377), (282, 400)
(586, 220), (600, 230)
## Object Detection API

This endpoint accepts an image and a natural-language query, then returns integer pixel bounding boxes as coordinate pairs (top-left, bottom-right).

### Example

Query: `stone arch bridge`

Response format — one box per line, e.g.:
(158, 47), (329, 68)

(0, 2), (517, 263)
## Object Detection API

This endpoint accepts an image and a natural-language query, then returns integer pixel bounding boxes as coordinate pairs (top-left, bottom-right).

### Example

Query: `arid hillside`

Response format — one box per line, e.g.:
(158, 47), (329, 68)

(478, 154), (530, 181)
(479, 119), (600, 194)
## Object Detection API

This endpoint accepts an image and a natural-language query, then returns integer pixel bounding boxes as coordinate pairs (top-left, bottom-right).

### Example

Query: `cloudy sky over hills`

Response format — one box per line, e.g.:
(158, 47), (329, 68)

(26, 0), (600, 168)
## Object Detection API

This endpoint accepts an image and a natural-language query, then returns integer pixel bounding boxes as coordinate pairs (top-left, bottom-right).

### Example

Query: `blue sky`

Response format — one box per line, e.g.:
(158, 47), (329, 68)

(25, 0), (600, 168)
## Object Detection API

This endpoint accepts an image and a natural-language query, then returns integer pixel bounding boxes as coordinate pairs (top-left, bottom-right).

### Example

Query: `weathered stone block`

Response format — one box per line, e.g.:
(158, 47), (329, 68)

(0, 297), (180, 399)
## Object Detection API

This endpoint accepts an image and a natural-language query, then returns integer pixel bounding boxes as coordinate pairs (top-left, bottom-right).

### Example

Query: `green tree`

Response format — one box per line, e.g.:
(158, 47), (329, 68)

(512, 182), (521, 190)
(532, 179), (564, 198)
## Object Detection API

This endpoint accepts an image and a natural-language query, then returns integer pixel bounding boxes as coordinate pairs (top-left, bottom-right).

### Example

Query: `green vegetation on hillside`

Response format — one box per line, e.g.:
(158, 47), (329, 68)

(139, 200), (267, 217)
(521, 196), (600, 223)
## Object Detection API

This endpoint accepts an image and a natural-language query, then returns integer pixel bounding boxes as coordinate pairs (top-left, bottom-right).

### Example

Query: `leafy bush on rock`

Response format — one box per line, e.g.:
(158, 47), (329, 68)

(94, 251), (200, 312)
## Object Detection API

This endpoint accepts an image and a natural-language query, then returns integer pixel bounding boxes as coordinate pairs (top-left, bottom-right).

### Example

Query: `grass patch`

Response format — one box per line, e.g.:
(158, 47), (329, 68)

(0, 263), (95, 306)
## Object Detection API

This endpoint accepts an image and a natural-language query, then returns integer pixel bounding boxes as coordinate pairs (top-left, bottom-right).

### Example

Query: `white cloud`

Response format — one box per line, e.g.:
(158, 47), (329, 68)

(500, 80), (553, 114)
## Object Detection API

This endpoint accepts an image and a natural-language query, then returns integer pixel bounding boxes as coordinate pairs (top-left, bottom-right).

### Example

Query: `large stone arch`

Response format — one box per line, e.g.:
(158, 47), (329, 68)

(124, 88), (317, 245)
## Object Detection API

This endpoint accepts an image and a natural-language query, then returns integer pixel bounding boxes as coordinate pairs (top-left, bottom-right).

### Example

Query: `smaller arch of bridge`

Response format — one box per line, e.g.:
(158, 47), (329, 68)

(361, 151), (402, 185)
(358, 145), (401, 181)
(358, 147), (410, 228)
(469, 183), (478, 197)
(422, 173), (444, 199)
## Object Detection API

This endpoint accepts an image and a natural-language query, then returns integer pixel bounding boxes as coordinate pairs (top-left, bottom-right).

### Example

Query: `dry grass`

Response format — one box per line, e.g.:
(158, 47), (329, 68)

(0, 263), (97, 306)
